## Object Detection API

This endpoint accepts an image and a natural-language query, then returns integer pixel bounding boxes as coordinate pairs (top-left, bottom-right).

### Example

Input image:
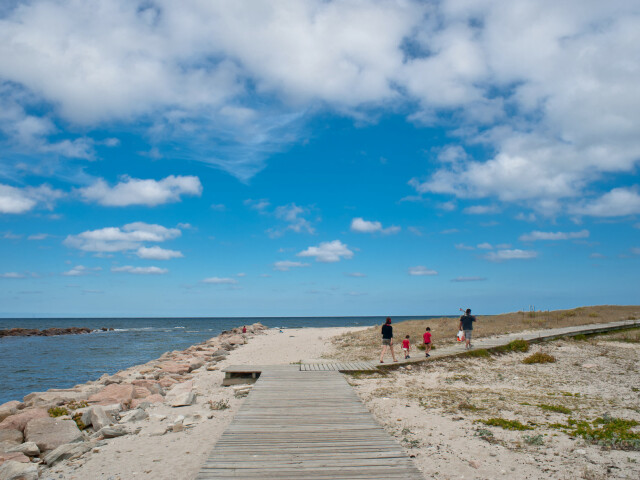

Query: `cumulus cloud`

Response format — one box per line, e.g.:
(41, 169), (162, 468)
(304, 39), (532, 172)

(350, 218), (400, 235)
(519, 229), (589, 242)
(571, 188), (640, 217)
(202, 276), (238, 284)
(79, 175), (202, 207)
(463, 205), (500, 215)
(273, 260), (310, 272)
(112, 265), (168, 275)
(136, 246), (183, 260)
(27, 233), (49, 240)
(298, 240), (354, 263)
(0, 183), (64, 214)
(484, 249), (538, 262)
(62, 265), (101, 276)
(408, 266), (438, 276)
(274, 203), (315, 235)
(64, 222), (181, 252)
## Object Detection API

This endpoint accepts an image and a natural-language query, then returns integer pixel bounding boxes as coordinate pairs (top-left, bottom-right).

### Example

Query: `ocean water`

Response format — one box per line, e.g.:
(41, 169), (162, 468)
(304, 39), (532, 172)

(0, 315), (438, 404)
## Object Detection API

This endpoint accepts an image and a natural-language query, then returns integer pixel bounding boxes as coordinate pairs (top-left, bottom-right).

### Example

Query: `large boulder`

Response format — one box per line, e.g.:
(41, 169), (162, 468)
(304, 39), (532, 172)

(158, 377), (177, 388)
(0, 430), (22, 448)
(131, 380), (163, 395)
(22, 388), (94, 408)
(87, 406), (114, 431)
(43, 442), (92, 466)
(166, 381), (195, 407)
(0, 403), (22, 423)
(0, 410), (48, 432)
(88, 384), (134, 407)
(157, 362), (190, 375)
(0, 452), (29, 466)
(0, 460), (38, 480)
(24, 417), (83, 452)
(132, 387), (152, 399)
(5, 442), (39, 457)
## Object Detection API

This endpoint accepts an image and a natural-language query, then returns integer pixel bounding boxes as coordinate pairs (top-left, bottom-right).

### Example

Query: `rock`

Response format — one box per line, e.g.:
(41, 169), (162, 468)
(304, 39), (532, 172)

(22, 389), (93, 408)
(5, 443), (39, 457)
(88, 384), (135, 407)
(0, 430), (22, 447)
(0, 403), (22, 423)
(206, 365), (219, 371)
(132, 387), (152, 399)
(582, 364), (597, 369)
(42, 442), (92, 466)
(94, 426), (126, 438)
(24, 417), (82, 452)
(0, 460), (38, 480)
(158, 378), (177, 388)
(188, 360), (204, 372)
(0, 452), (30, 466)
(158, 362), (190, 375)
(131, 380), (164, 395)
(147, 425), (168, 437)
(469, 460), (481, 469)
(210, 355), (227, 362)
(226, 335), (245, 345)
(119, 409), (148, 423)
(131, 394), (163, 409)
(0, 410), (48, 433)
(170, 393), (196, 407)
(89, 405), (115, 430)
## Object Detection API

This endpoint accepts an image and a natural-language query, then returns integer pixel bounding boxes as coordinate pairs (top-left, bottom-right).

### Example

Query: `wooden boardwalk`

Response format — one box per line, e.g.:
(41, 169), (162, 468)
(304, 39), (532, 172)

(299, 362), (375, 372)
(197, 367), (423, 479)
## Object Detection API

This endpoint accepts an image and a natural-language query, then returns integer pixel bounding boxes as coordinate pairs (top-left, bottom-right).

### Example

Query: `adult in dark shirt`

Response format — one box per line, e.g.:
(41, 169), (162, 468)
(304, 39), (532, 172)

(459, 308), (476, 350)
(379, 317), (397, 363)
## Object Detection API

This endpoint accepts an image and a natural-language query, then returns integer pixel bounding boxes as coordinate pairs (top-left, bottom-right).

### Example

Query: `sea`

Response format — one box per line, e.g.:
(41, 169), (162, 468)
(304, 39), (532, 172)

(0, 315), (442, 405)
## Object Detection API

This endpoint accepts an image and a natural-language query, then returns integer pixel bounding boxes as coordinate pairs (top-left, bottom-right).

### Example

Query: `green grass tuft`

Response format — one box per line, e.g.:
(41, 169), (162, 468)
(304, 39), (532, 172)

(523, 352), (556, 364)
(481, 418), (533, 431)
(538, 404), (572, 414)
(465, 348), (491, 358)
(48, 406), (69, 417)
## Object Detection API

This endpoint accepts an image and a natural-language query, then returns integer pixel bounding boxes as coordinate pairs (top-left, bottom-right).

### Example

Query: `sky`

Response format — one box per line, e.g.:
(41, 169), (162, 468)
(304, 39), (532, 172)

(0, 0), (639, 318)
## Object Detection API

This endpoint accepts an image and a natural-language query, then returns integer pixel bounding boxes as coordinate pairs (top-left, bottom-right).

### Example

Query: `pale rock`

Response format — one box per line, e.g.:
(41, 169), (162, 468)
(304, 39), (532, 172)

(0, 403), (22, 423)
(22, 389), (94, 408)
(0, 452), (29, 466)
(206, 365), (219, 372)
(147, 425), (168, 437)
(0, 410), (48, 433)
(101, 375), (124, 385)
(86, 406), (114, 431)
(119, 409), (148, 423)
(94, 426), (126, 438)
(158, 378), (177, 388)
(469, 460), (481, 469)
(0, 460), (38, 480)
(188, 360), (204, 372)
(0, 430), (22, 447)
(158, 362), (190, 375)
(210, 355), (226, 362)
(88, 384), (135, 408)
(131, 380), (164, 395)
(171, 423), (184, 433)
(24, 417), (82, 452)
(5, 442), (39, 457)
(43, 442), (92, 466)
(132, 387), (152, 399)
(149, 414), (167, 421)
(170, 393), (196, 407)
(131, 394), (163, 409)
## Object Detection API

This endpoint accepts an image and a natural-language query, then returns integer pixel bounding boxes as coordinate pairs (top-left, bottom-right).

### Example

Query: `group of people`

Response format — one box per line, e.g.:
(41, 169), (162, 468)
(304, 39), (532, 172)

(379, 308), (477, 363)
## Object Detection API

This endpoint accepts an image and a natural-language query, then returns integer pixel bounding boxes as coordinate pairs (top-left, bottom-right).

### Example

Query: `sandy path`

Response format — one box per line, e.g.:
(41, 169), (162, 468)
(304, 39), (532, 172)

(50, 326), (366, 480)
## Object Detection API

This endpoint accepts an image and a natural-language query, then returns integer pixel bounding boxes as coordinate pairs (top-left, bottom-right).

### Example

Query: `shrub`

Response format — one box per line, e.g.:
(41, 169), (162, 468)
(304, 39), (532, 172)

(481, 418), (533, 431)
(48, 406), (69, 417)
(523, 352), (556, 364)
(66, 400), (88, 410)
(496, 339), (530, 353)
(208, 399), (230, 410)
(465, 349), (490, 358)
(72, 412), (87, 430)
(523, 434), (544, 446)
(538, 404), (572, 414)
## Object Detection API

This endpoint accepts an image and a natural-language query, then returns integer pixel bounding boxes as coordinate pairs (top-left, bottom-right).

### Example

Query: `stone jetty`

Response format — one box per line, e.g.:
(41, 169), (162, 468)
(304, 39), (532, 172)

(0, 327), (115, 338)
(0, 322), (267, 479)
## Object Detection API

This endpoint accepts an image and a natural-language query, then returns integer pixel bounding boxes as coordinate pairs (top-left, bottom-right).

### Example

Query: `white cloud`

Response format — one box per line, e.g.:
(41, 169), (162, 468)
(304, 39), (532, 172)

(590, 253), (605, 259)
(0, 183), (63, 214)
(236, 272), (246, 277)
(202, 276), (238, 284)
(136, 246), (183, 260)
(463, 205), (499, 215)
(477, 242), (493, 250)
(244, 199), (271, 212)
(452, 276), (486, 282)
(211, 204), (226, 211)
(408, 226), (423, 236)
(484, 249), (538, 262)
(571, 188), (640, 217)
(298, 240), (354, 263)
(112, 265), (168, 275)
(0, 272), (26, 278)
(519, 229), (589, 242)
(79, 175), (202, 207)
(408, 266), (438, 276)
(345, 272), (366, 277)
(62, 265), (101, 276)
(27, 233), (49, 240)
(64, 222), (181, 253)
(274, 203), (314, 234)
(350, 217), (400, 234)
(455, 243), (475, 251)
(273, 260), (310, 272)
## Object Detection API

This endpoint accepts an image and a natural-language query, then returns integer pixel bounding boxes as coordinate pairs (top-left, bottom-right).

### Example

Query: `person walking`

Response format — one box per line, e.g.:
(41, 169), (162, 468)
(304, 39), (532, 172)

(423, 327), (432, 357)
(459, 308), (476, 349)
(379, 317), (397, 363)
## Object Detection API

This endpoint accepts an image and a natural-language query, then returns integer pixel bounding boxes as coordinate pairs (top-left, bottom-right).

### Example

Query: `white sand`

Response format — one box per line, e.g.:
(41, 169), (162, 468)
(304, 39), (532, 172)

(51, 326), (366, 480)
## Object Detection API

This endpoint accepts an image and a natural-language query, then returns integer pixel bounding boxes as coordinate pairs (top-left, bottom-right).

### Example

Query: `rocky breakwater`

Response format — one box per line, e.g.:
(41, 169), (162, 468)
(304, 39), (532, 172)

(0, 322), (267, 479)
(0, 327), (114, 338)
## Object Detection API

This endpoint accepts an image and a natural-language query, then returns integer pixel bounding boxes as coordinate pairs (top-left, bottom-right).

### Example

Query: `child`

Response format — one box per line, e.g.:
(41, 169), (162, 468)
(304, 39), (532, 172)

(401, 335), (411, 359)
(423, 327), (432, 357)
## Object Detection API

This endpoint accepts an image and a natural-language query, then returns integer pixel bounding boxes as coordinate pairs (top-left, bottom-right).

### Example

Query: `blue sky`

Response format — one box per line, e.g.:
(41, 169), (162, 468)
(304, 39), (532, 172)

(1, 0), (639, 317)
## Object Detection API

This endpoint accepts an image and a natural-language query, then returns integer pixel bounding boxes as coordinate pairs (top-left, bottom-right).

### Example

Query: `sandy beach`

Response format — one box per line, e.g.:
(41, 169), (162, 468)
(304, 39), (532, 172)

(1, 315), (639, 480)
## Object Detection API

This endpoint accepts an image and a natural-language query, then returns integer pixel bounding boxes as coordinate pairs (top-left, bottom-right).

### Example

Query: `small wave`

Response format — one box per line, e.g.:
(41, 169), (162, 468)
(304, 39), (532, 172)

(174, 326), (186, 329)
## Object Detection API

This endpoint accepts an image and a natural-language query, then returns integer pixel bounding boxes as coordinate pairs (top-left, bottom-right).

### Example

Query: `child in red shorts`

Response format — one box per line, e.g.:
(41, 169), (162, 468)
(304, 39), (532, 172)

(423, 327), (432, 357)
(401, 335), (411, 359)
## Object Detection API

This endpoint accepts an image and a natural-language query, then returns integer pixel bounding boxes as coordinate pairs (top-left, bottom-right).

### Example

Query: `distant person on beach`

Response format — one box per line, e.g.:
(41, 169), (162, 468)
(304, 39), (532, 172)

(242, 326), (247, 334)
(401, 335), (411, 359)
(459, 308), (476, 349)
(379, 317), (397, 363)
(423, 327), (432, 357)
